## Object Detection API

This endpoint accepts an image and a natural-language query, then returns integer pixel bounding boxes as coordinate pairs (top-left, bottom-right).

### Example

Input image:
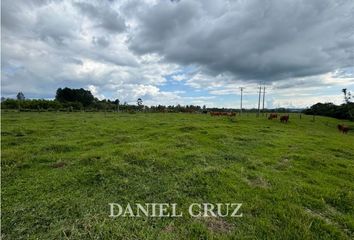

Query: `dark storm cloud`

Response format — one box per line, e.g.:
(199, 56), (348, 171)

(2, 0), (353, 106)
(1, 0), (138, 99)
(74, 1), (126, 33)
(129, 0), (354, 82)
(273, 78), (330, 90)
(92, 36), (110, 48)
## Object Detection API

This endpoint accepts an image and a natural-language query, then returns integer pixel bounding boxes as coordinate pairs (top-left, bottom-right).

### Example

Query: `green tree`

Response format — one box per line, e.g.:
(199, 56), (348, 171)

(137, 98), (143, 106)
(55, 87), (94, 107)
(342, 88), (352, 103)
(16, 92), (25, 100)
(114, 99), (120, 112)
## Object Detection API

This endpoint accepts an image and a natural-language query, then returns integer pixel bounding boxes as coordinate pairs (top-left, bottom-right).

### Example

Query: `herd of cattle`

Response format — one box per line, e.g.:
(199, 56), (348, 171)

(209, 111), (289, 123)
(209, 111), (236, 117)
(267, 113), (289, 123)
(209, 111), (351, 133)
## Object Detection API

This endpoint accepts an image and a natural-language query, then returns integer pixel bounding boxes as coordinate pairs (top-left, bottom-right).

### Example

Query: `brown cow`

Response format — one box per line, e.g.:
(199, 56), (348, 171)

(268, 113), (278, 120)
(210, 111), (236, 117)
(280, 115), (289, 123)
(337, 124), (350, 134)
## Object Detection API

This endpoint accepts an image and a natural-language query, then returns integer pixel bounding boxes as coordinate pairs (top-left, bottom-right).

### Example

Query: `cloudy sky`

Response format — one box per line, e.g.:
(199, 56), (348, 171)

(2, 0), (354, 108)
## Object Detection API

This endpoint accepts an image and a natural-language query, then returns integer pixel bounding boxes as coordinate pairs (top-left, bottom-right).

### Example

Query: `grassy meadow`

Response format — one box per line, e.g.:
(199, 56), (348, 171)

(1, 111), (354, 239)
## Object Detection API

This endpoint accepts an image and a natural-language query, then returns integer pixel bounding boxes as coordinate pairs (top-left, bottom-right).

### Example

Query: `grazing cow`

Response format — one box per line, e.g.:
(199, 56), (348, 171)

(337, 124), (350, 134)
(280, 115), (289, 123)
(268, 113), (278, 120)
(210, 111), (236, 117)
(186, 109), (194, 114)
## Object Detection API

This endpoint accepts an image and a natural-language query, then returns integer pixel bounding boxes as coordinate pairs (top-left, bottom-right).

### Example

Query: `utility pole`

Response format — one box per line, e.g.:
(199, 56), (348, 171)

(116, 99), (120, 112)
(240, 87), (244, 115)
(257, 85), (262, 117)
(262, 86), (266, 115)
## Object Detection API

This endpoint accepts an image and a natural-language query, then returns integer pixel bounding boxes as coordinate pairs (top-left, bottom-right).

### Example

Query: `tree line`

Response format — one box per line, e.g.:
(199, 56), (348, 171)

(1, 87), (213, 113)
(2, 87), (353, 120)
(303, 89), (353, 120)
(0, 87), (298, 113)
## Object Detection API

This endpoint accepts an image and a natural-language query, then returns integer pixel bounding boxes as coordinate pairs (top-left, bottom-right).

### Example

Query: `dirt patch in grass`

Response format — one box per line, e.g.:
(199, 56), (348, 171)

(51, 162), (66, 168)
(246, 175), (270, 188)
(200, 217), (233, 233)
(162, 223), (175, 233)
(275, 158), (291, 170)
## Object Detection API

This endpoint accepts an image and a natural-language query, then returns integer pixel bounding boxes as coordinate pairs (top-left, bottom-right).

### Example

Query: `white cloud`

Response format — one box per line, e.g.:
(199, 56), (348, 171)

(2, 0), (354, 108)
(87, 85), (105, 100)
(270, 94), (345, 108)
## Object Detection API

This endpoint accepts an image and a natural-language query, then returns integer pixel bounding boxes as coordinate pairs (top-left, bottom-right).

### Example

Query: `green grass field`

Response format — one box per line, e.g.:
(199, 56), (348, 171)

(1, 112), (354, 239)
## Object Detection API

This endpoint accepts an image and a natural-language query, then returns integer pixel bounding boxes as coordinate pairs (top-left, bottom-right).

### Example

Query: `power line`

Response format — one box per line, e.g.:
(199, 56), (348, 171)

(257, 85), (262, 117)
(262, 86), (266, 115)
(240, 87), (244, 115)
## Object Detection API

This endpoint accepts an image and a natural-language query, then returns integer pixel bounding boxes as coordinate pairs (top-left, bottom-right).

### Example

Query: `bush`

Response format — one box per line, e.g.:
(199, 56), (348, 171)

(303, 102), (354, 121)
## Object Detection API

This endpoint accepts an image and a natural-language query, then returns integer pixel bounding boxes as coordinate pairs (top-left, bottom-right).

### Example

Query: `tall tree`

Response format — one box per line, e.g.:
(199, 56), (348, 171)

(137, 98), (143, 111)
(342, 88), (352, 103)
(55, 87), (94, 106)
(114, 99), (120, 112)
(137, 98), (143, 107)
(17, 92), (25, 100)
